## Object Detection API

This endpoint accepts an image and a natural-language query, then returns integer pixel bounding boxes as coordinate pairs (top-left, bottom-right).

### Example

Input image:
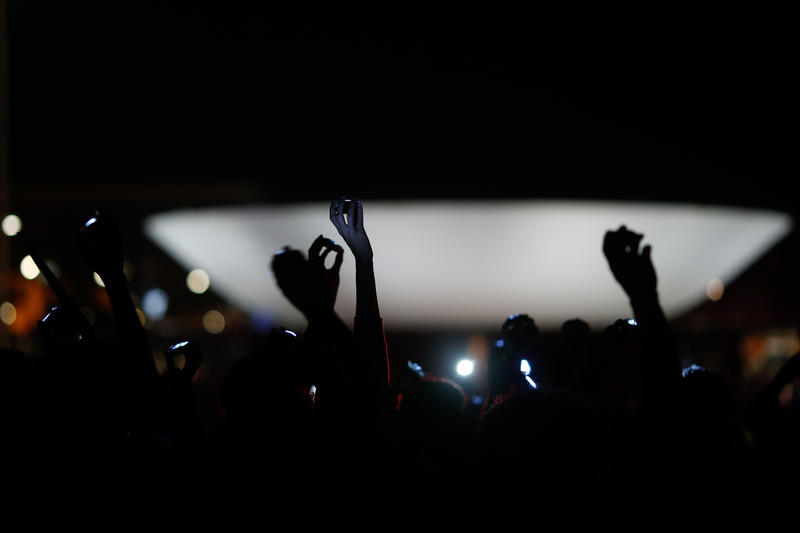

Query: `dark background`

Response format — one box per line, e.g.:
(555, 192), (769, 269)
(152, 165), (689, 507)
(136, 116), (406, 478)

(3, 1), (799, 400)
(7, 2), (798, 205)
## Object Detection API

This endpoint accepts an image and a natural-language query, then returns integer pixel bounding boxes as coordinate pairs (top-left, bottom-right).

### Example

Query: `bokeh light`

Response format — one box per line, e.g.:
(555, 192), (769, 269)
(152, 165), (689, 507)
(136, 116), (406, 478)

(20, 255), (40, 280)
(202, 309), (225, 334)
(2, 214), (22, 236)
(456, 359), (474, 376)
(0, 302), (17, 326)
(142, 288), (169, 321)
(186, 268), (211, 294)
(706, 278), (724, 301)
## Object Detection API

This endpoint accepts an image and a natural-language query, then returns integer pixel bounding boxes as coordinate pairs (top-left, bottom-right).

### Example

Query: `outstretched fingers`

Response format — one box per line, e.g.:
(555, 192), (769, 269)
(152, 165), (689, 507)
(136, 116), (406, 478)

(309, 235), (343, 271)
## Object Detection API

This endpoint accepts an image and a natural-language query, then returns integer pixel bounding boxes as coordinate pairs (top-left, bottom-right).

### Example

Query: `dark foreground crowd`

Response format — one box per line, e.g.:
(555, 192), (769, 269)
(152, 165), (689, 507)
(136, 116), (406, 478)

(1, 197), (798, 524)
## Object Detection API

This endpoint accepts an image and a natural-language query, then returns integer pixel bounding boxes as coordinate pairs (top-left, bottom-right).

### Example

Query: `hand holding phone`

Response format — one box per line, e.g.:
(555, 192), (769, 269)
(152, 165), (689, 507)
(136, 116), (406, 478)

(165, 340), (203, 379)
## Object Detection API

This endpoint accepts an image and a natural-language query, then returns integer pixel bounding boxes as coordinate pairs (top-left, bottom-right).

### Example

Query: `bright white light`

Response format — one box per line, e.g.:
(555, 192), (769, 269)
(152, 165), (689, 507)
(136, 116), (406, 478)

(93, 272), (105, 287)
(84, 217), (97, 228)
(520, 358), (531, 376)
(2, 214), (22, 236)
(142, 288), (169, 321)
(525, 375), (538, 389)
(627, 318), (638, 326)
(706, 278), (724, 301)
(456, 359), (475, 376)
(0, 302), (17, 325)
(186, 268), (211, 294)
(202, 309), (225, 334)
(20, 255), (40, 280)
(144, 201), (793, 330)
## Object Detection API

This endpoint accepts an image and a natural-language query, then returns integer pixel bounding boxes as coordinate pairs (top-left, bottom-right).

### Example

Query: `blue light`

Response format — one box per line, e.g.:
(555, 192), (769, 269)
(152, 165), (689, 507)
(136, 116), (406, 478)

(682, 364), (704, 378)
(408, 360), (425, 378)
(171, 341), (189, 350)
(627, 318), (638, 326)
(142, 288), (169, 321)
(495, 339), (505, 348)
(84, 217), (97, 228)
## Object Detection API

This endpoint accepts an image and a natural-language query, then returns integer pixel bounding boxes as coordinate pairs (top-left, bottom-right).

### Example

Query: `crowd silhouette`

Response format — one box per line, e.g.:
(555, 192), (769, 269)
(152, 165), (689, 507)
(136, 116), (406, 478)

(1, 197), (798, 522)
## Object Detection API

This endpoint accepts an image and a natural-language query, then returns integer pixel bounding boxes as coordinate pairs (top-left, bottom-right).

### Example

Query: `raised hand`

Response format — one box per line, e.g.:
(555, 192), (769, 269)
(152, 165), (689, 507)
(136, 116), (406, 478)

(328, 196), (388, 388)
(76, 209), (125, 286)
(308, 235), (344, 311)
(165, 340), (204, 381)
(76, 209), (160, 439)
(501, 313), (539, 355)
(272, 241), (341, 320)
(329, 197), (373, 261)
(603, 225), (680, 411)
(329, 197), (381, 320)
(602, 225), (657, 299)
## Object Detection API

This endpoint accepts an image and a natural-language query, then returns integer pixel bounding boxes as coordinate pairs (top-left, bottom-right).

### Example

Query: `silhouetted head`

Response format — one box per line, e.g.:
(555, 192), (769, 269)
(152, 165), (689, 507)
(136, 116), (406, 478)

(502, 313), (539, 354)
(680, 364), (732, 416)
(560, 318), (591, 348)
(599, 318), (642, 364)
(396, 375), (468, 429)
(220, 326), (312, 432)
(584, 318), (644, 419)
(474, 387), (609, 512)
(393, 373), (475, 496)
(499, 313), (565, 394)
(551, 318), (593, 393)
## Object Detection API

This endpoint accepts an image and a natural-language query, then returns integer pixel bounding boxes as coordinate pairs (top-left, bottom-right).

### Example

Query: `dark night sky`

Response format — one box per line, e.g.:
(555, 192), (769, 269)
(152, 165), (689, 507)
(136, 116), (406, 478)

(6, 2), (797, 210)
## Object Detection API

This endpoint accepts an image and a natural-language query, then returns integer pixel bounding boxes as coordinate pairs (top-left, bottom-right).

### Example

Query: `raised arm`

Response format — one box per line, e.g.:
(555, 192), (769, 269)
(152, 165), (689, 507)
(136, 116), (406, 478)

(76, 210), (161, 436)
(329, 197), (389, 388)
(602, 225), (680, 412)
(329, 197), (379, 320)
(272, 237), (343, 324)
(271, 241), (354, 392)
